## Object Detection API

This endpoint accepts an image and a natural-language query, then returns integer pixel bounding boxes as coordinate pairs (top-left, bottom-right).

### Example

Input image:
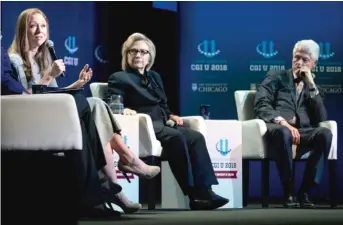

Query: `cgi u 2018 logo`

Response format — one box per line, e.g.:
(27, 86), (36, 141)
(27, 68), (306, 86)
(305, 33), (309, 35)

(319, 42), (335, 60)
(191, 40), (228, 72)
(64, 36), (79, 66)
(256, 41), (278, 59)
(65, 36), (78, 54)
(250, 40), (285, 72)
(94, 45), (109, 64)
(216, 138), (231, 156)
(197, 40), (220, 58)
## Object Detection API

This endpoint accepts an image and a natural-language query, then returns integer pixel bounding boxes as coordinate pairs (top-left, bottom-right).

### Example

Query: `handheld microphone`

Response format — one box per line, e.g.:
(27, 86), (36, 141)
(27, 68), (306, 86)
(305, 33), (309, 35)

(46, 40), (65, 77)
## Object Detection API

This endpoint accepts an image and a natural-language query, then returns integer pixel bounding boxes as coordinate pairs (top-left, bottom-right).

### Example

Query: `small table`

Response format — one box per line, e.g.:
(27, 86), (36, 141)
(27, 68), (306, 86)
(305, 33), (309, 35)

(204, 119), (243, 209)
(161, 119), (242, 209)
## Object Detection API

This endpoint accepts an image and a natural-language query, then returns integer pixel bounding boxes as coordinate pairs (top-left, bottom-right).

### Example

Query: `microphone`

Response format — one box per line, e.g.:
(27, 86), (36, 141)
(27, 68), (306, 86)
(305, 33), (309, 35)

(46, 40), (65, 77)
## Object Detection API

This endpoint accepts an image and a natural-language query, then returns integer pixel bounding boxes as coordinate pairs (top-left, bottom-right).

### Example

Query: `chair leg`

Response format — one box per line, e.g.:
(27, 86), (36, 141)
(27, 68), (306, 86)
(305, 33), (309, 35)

(243, 159), (250, 207)
(328, 160), (337, 208)
(261, 159), (270, 208)
(147, 156), (157, 210)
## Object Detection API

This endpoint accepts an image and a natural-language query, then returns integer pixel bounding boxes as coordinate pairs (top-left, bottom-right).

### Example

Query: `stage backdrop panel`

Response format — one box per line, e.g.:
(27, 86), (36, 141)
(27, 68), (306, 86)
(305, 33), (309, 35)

(179, 1), (343, 198)
(153, 1), (177, 12)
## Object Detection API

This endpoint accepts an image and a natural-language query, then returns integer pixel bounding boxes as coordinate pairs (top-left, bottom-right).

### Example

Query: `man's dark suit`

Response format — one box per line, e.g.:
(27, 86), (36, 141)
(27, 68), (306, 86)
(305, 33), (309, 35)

(105, 69), (218, 196)
(254, 69), (332, 197)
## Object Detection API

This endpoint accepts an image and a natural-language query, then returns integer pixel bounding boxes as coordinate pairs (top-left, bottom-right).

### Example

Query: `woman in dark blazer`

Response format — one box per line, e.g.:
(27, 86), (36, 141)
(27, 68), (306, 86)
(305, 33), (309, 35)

(105, 33), (229, 210)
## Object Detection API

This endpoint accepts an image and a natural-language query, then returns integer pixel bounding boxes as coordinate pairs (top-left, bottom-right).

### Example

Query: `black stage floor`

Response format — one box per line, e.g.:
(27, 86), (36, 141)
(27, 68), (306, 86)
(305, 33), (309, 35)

(80, 204), (343, 225)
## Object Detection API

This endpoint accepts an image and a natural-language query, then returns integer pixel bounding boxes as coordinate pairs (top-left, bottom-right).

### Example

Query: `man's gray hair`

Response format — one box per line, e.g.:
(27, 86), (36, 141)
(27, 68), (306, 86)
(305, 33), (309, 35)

(293, 40), (320, 62)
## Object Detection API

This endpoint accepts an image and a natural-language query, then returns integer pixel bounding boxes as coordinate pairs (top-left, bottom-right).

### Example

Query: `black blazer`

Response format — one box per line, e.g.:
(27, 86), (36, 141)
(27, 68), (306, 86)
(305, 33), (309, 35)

(105, 69), (173, 133)
(254, 69), (327, 128)
(1, 47), (28, 95)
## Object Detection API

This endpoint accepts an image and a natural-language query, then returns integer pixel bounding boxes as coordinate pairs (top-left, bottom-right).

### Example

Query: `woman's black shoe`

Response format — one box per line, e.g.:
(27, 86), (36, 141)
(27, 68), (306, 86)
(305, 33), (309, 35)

(100, 177), (122, 194)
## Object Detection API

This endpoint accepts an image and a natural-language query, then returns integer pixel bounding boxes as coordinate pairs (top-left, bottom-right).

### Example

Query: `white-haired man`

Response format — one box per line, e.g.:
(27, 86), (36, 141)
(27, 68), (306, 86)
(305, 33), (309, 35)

(254, 40), (332, 208)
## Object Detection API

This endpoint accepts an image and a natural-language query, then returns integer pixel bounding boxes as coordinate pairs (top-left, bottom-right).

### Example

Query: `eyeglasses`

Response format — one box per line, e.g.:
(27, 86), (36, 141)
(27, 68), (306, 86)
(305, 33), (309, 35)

(128, 49), (149, 56)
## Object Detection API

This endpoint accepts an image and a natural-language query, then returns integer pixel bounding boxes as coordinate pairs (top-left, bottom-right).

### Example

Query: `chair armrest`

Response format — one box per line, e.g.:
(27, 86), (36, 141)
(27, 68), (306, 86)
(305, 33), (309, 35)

(242, 119), (267, 159)
(242, 119), (267, 136)
(181, 116), (206, 136)
(1, 94), (82, 151)
(319, 120), (337, 160)
(137, 113), (162, 158)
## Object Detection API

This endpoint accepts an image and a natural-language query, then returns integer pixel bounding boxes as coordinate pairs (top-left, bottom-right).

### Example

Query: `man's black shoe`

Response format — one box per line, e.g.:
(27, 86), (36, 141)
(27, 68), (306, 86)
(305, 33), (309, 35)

(283, 195), (300, 208)
(297, 193), (315, 208)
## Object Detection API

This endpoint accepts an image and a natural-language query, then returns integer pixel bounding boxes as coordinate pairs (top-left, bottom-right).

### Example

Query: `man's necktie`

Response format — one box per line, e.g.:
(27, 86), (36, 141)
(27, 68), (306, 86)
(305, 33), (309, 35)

(295, 82), (304, 100)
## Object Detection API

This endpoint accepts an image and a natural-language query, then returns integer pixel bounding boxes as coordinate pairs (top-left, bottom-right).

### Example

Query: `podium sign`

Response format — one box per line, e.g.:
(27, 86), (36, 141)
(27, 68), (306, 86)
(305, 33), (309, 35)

(204, 120), (243, 208)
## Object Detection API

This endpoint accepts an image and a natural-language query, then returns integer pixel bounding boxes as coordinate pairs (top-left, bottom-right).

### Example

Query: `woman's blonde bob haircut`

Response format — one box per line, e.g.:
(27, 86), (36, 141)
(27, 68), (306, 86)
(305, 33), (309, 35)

(121, 32), (156, 71)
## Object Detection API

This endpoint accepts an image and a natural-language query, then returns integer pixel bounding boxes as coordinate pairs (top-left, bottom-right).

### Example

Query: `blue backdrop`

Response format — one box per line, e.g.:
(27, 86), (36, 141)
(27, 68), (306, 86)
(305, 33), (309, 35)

(1, 1), (97, 95)
(179, 1), (343, 198)
(153, 1), (177, 12)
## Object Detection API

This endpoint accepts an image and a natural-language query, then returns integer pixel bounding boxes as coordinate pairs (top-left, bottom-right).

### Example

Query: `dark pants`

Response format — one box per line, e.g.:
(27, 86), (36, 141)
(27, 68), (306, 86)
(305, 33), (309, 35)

(155, 126), (218, 194)
(72, 93), (106, 208)
(266, 124), (332, 194)
(2, 94), (105, 224)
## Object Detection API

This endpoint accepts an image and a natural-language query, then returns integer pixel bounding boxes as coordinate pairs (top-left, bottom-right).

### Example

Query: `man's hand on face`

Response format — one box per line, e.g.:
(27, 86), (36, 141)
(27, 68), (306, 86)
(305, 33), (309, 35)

(297, 67), (315, 86)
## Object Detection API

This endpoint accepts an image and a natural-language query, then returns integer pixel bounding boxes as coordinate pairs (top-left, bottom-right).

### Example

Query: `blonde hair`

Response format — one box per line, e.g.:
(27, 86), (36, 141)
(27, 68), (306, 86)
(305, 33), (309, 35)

(121, 32), (156, 71)
(293, 40), (320, 62)
(8, 8), (52, 81)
